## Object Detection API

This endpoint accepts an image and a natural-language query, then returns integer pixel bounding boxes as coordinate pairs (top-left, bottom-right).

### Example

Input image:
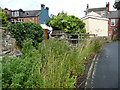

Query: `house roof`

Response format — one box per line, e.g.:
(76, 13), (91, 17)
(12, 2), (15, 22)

(81, 11), (108, 21)
(87, 11), (101, 17)
(24, 10), (42, 17)
(108, 10), (120, 19)
(9, 10), (42, 18)
(87, 7), (107, 12)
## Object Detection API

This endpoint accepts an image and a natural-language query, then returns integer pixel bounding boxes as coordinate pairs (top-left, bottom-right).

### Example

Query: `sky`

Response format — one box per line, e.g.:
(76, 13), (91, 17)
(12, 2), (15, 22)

(0, 0), (116, 18)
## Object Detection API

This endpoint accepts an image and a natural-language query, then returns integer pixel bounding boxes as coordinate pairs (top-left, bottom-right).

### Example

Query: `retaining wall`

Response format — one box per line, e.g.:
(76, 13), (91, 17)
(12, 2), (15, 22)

(0, 27), (22, 58)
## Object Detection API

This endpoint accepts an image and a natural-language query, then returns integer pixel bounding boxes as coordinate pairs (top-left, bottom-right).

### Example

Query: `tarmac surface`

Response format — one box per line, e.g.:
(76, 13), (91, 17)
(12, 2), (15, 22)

(86, 42), (119, 89)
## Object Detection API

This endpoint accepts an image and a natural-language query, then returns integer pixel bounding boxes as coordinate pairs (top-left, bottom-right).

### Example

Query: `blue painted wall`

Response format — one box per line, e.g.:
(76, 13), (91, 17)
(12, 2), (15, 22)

(38, 6), (50, 24)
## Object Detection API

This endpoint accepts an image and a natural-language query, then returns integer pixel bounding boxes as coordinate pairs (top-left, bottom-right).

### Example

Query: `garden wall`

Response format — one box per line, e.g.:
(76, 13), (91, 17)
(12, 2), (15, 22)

(0, 27), (22, 58)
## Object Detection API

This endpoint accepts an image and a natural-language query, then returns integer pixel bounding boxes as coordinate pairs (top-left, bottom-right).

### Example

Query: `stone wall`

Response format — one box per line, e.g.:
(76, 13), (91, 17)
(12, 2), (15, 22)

(0, 27), (22, 58)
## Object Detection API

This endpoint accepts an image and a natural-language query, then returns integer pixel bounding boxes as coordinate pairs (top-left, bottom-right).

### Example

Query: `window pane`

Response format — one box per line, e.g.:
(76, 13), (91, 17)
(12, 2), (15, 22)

(111, 19), (115, 26)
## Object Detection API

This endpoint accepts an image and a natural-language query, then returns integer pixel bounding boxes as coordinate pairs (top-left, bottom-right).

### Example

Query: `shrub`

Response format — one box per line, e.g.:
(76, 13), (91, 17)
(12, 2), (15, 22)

(0, 10), (9, 27)
(7, 22), (44, 48)
(46, 14), (85, 34)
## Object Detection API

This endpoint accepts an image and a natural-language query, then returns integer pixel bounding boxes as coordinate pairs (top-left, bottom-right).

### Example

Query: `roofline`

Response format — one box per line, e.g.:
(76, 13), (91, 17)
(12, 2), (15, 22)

(25, 10), (41, 11)
(81, 15), (109, 21)
(88, 7), (107, 10)
(109, 17), (120, 19)
(9, 16), (39, 18)
(10, 9), (41, 12)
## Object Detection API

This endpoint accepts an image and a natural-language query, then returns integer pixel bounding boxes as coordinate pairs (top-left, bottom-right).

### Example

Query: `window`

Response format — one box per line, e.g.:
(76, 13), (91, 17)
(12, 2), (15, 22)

(111, 19), (115, 26)
(19, 19), (21, 22)
(30, 18), (32, 22)
(15, 12), (17, 17)
(102, 13), (105, 16)
(16, 11), (19, 16)
(12, 12), (14, 17)
(22, 19), (24, 22)
(27, 13), (29, 15)
(112, 28), (115, 31)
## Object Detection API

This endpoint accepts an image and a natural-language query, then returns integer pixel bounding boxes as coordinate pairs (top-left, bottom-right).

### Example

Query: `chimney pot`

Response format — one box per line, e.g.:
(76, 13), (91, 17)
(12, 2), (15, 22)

(107, 2), (110, 12)
(41, 4), (45, 7)
(45, 7), (49, 10)
(87, 4), (89, 9)
(4, 8), (8, 10)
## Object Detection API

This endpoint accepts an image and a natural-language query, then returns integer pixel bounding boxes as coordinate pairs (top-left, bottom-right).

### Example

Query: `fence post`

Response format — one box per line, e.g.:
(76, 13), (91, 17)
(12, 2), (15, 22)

(78, 34), (80, 47)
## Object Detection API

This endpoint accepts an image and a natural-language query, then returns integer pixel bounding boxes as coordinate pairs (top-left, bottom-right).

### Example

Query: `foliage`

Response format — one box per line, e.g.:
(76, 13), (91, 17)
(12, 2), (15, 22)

(7, 22), (44, 48)
(113, 1), (120, 10)
(46, 14), (85, 34)
(57, 11), (67, 16)
(2, 38), (103, 88)
(0, 8), (9, 27)
(79, 38), (103, 60)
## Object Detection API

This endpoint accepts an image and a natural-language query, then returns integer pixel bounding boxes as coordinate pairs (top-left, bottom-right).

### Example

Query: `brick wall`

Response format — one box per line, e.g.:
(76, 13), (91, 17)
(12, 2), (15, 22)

(108, 18), (120, 40)
(24, 17), (38, 23)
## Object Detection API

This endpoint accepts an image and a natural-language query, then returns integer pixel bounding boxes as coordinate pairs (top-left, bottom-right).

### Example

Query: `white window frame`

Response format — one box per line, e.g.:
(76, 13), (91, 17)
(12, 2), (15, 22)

(15, 12), (17, 17)
(16, 11), (19, 17)
(12, 12), (14, 17)
(111, 19), (115, 26)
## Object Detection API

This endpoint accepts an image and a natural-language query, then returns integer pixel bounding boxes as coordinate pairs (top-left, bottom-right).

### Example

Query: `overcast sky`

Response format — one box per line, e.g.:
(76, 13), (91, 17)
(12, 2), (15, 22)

(0, 0), (116, 18)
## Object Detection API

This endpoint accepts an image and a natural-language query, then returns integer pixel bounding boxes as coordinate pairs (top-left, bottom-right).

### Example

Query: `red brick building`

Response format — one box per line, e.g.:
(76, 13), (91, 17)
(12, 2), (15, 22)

(3, 4), (50, 24)
(108, 10), (120, 40)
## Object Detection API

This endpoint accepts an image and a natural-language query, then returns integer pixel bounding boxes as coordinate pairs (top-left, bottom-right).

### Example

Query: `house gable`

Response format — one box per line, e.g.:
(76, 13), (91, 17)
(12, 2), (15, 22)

(38, 4), (50, 24)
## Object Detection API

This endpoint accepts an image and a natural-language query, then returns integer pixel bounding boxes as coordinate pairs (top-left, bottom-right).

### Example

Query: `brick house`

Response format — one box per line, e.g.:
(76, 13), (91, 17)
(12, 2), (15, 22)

(108, 10), (120, 40)
(3, 4), (50, 24)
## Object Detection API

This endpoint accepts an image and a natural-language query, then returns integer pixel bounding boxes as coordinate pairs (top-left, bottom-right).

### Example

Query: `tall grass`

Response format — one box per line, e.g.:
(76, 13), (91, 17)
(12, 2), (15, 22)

(2, 38), (103, 88)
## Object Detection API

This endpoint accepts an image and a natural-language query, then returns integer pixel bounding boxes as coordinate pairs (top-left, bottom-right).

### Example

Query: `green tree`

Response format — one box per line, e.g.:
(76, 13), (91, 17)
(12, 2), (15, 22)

(0, 7), (9, 27)
(7, 22), (44, 48)
(113, 1), (120, 10)
(46, 14), (85, 34)
(57, 11), (67, 16)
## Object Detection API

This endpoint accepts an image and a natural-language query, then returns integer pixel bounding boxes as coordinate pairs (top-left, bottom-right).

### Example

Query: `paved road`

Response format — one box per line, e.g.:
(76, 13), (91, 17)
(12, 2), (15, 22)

(86, 42), (119, 88)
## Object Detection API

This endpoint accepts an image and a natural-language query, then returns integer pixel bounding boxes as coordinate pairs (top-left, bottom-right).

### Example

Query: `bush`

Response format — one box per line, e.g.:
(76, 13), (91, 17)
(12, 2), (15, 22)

(7, 22), (44, 48)
(0, 10), (9, 27)
(46, 14), (85, 34)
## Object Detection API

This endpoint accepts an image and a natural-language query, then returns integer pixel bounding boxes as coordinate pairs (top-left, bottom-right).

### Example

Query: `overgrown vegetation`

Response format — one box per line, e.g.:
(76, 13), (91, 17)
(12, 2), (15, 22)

(0, 7), (9, 27)
(7, 22), (44, 48)
(46, 14), (85, 34)
(2, 38), (103, 88)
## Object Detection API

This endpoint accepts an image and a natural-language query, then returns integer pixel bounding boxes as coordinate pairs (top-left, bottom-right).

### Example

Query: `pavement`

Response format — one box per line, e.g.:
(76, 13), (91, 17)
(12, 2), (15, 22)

(85, 41), (119, 89)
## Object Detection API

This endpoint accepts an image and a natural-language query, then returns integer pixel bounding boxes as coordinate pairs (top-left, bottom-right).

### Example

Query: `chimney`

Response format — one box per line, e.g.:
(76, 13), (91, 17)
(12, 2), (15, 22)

(106, 2), (109, 12)
(4, 8), (8, 10)
(87, 4), (89, 9)
(41, 4), (45, 11)
(45, 7), (49, 10)
(45, 7), (49, 15)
